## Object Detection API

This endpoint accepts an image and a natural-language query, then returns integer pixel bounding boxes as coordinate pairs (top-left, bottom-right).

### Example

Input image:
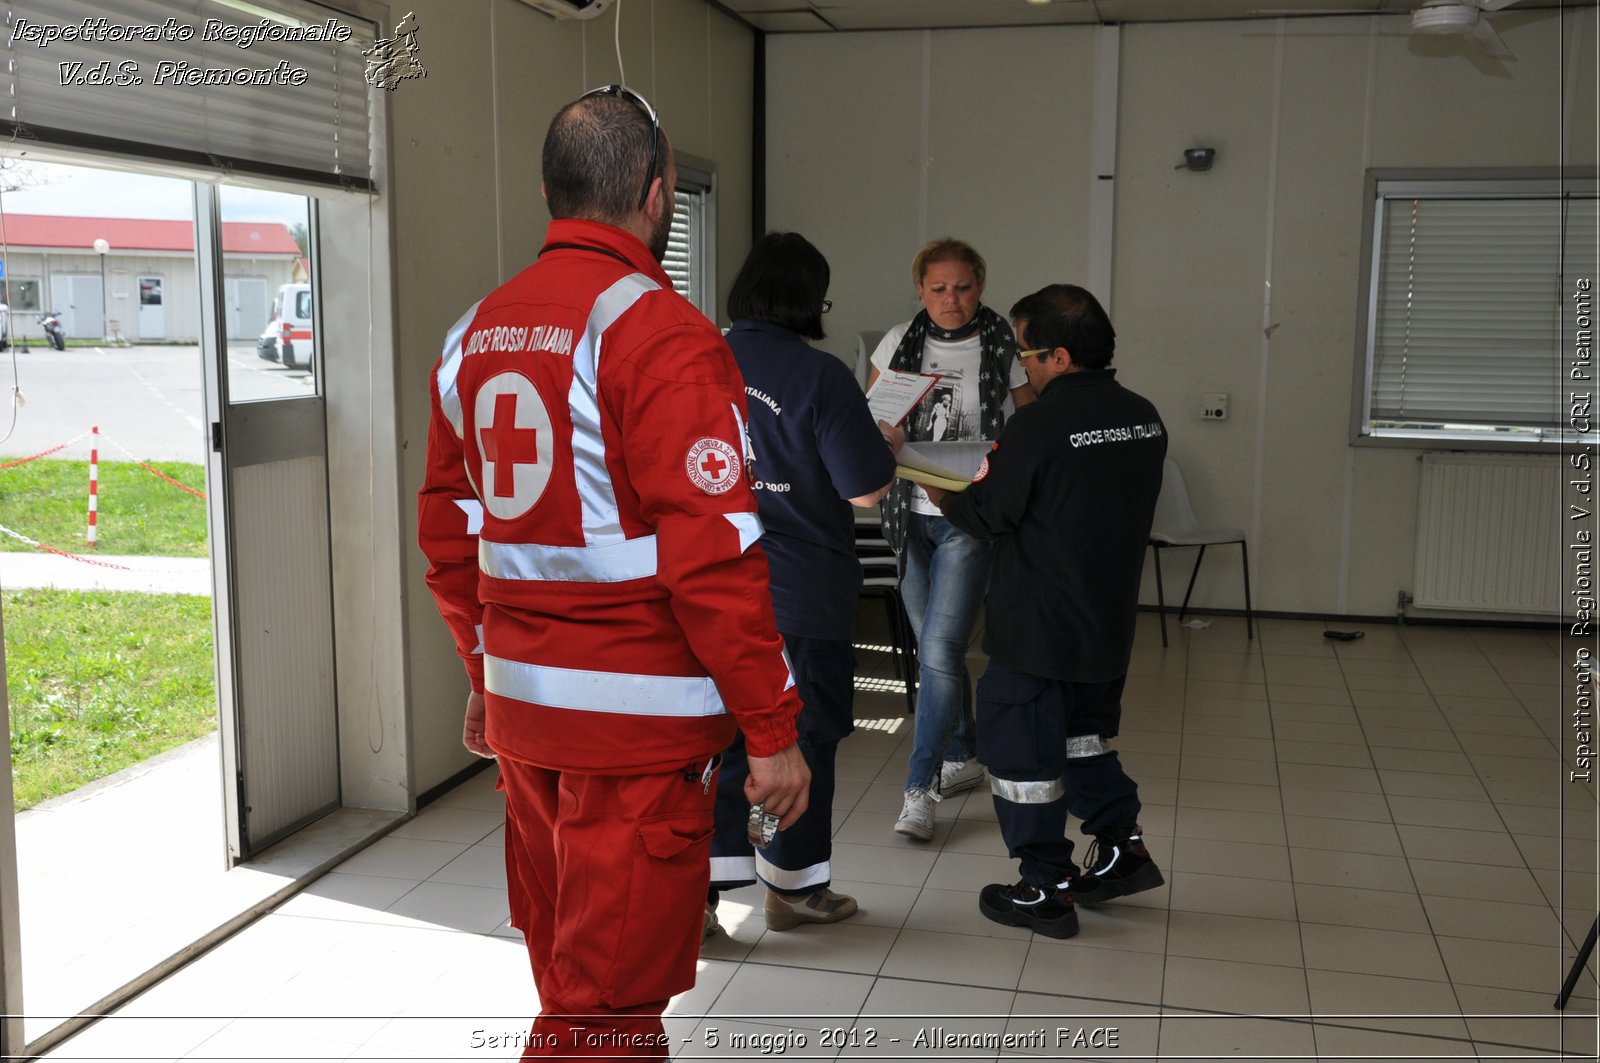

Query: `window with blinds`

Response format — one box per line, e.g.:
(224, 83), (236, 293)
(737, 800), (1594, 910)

(664, 188), (704, 310)
(1, 0), (380, 190)
(666, 157), (715, 319)
(1358, 176), (1598, 446)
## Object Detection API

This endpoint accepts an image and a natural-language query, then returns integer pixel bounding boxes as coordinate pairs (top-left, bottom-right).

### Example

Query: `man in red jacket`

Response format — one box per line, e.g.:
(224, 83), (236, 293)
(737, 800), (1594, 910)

(418, 86), (808, 1059)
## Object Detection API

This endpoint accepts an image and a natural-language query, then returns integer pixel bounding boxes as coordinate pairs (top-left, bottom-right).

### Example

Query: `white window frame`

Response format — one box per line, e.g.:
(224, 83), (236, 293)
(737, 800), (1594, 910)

(666, 154), (716, 320)
(1351, 168), (1599, 450)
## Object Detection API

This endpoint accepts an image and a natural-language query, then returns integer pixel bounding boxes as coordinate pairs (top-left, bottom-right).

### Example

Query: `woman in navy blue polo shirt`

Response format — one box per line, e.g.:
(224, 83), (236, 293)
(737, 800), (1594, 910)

(706, 233), (897, 932)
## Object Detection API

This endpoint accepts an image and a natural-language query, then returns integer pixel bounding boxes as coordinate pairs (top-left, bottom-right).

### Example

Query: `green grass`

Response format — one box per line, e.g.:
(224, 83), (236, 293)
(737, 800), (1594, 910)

(6, 588), (217, 811)
(0, 458), (208, 556)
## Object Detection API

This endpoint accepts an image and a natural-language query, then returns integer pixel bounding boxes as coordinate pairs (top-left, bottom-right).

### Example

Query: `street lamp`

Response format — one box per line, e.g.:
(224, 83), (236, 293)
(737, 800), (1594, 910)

(93, 237), (109, 342)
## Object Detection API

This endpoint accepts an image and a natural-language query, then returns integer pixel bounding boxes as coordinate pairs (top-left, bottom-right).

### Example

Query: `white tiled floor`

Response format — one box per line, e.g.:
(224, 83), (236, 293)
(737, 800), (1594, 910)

(44, 616), (1600, 1061)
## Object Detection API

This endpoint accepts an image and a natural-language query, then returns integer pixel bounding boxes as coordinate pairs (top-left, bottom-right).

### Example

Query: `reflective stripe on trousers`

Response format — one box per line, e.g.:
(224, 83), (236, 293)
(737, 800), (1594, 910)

(988, 775), (1066, 804)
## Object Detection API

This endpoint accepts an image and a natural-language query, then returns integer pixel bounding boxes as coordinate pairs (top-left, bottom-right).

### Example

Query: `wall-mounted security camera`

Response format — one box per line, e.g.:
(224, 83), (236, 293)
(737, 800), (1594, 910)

(1177, 147), (1216, 172)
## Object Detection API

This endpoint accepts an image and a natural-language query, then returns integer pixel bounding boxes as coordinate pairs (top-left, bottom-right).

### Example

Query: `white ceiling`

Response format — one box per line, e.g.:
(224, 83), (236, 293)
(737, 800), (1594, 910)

(716, 0), (1588, 34)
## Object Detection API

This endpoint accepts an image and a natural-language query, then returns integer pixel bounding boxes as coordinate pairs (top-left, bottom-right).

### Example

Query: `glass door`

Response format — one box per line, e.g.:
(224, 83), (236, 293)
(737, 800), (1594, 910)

(202, 184), (339, 860)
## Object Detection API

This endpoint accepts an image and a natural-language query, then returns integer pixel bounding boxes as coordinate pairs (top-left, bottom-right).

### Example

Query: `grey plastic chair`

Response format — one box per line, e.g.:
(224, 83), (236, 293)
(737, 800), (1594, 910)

(854, 330), (884, 391)
(1148, 456), (1253, 647)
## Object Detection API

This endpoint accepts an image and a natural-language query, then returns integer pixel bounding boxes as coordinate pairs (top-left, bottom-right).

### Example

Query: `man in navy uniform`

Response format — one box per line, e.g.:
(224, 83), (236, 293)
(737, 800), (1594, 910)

(923, 283), (1166, 939)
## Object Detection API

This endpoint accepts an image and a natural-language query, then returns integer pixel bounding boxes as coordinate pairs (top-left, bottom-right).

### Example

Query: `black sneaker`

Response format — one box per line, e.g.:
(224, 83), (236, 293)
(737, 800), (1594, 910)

(978, 881), (1079, 938)
(1071, 826), (1165, 907)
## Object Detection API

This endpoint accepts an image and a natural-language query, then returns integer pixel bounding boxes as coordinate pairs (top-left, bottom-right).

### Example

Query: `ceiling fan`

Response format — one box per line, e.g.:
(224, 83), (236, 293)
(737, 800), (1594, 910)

(1254, 0), (1531, 61)
(1409, 0), (1525, 60)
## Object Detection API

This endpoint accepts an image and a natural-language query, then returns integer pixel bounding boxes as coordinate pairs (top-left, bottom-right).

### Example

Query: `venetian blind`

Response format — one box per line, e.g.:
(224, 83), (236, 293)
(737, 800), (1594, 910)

(664, 186), (706, 315)
(1370, 190), (1597, 431)
(2, 0), (378, 190)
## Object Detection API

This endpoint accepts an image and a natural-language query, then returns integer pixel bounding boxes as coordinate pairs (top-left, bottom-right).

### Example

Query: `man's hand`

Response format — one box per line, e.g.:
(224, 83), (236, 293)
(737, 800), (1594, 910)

(877, 419), (906, 456)
(462, 691), (496, 758)
(744, 744), (811, 829)
(922, 483), (948, 508)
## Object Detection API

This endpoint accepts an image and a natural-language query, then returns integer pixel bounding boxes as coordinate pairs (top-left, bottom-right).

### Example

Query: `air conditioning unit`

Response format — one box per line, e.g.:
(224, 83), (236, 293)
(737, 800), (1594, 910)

(516, 0), (613, 19)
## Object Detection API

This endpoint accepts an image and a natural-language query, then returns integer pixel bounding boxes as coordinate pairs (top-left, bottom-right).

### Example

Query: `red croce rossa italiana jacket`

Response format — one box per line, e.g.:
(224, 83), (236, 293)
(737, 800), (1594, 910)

(418, 219), (800, 774)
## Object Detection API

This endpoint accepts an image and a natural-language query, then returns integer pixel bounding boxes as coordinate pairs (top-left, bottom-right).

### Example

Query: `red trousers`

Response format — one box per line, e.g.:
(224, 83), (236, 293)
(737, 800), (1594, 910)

(498, 756), (716, 1060)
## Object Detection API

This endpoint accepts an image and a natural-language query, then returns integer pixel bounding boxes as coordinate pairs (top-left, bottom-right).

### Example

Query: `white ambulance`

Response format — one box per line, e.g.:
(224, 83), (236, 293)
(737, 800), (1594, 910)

(256, 283), (315, 370)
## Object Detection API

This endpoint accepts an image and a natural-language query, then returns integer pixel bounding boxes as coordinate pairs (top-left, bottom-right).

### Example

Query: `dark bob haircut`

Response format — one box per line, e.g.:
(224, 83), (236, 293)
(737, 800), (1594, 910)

(1008, 284), (1116, 370)
(727, 232), (831, 340)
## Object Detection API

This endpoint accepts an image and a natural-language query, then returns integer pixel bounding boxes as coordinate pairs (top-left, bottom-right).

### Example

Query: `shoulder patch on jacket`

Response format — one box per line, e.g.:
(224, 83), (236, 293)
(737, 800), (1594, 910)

(686, 438), (742, 495)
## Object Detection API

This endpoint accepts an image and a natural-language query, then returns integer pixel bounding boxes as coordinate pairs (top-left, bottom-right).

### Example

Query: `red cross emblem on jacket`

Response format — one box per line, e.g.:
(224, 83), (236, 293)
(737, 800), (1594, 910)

(474, 373), (554, 518)
(685, 437), (741, 495)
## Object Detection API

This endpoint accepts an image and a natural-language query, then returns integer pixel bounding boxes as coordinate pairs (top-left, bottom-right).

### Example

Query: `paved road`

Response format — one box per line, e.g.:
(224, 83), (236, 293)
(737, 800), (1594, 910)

(0, 551), (211, 595)
(0, 342), (311, 464)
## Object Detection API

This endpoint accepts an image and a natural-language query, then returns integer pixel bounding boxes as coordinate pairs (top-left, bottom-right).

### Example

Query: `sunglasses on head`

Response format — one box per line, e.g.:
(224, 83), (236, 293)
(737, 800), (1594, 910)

(579, 84), (661, 211)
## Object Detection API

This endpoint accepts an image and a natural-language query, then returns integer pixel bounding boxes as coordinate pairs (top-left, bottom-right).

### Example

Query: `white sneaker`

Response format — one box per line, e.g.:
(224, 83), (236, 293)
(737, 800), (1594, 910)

(894, 788), (938, 841)
(939, 759), (985, 796)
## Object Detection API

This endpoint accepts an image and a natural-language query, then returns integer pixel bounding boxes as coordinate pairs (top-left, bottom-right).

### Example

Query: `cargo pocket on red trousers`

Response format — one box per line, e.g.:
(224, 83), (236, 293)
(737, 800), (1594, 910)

(610, 811), (713, 1008)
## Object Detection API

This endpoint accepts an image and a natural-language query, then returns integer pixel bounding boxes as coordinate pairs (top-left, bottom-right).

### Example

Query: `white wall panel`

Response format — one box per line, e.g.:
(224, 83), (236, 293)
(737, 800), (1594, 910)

(232, 456), (338, 846)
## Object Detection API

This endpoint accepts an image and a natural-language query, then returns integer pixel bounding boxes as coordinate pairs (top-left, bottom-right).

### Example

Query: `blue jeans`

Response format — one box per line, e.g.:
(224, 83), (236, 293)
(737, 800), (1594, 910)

(900, 512), (991, 792)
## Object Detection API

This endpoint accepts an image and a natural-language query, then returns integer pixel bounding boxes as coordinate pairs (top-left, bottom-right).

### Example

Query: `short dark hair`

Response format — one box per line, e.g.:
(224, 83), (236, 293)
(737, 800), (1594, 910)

(726, 232), (831, 340)
(1009, 284), (1116, 369)
(542, 93), (663, 225)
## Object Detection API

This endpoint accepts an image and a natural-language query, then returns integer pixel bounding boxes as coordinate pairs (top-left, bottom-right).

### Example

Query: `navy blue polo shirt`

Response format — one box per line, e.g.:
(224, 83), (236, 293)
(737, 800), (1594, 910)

(727, 320), (896, 640)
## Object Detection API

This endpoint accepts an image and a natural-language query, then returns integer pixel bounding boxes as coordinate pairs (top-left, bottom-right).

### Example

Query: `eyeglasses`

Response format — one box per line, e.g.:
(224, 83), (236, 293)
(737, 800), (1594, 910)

(1018, 347), (1055, 361)
(579, 84), (661, 211)
(821, 299), (832, 314)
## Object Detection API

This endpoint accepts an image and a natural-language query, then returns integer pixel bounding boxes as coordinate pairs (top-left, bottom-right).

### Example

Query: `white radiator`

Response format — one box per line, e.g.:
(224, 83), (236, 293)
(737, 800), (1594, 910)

(1413, 453), (1564, 615)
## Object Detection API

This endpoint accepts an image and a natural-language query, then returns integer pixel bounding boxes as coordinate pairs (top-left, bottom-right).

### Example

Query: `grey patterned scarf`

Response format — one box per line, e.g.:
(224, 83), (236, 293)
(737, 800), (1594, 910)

(880, 305), (1016, 551)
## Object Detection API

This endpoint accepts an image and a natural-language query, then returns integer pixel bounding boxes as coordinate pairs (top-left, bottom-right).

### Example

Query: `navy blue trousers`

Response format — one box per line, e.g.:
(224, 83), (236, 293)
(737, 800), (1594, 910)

(710, 634), (855, 896)
(975, 665), (1141, 889)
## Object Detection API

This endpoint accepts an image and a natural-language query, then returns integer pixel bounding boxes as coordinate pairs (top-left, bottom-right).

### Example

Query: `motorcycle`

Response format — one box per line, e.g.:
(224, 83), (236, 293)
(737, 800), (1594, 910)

(40, 309), (66, 351)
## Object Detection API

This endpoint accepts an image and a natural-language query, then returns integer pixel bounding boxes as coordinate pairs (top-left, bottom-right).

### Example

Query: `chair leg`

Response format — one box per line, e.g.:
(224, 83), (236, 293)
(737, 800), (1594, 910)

(1240, 540), (1254, 641)
(1179, 544), (1207, 622)
(1556, 914), (1598, 1010)
(1152, 544), (1168, 648)
(901, 595), (918, 714)
(889, 590), (917, 716)
(881, 593), (903, 683)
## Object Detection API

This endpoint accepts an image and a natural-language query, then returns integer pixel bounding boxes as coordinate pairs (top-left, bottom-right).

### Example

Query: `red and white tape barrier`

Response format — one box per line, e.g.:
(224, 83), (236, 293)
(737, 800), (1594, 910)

(2, 422), (206, 557)
(0, 521), (132, 571)
(99, 430), (206, 500)
(2, 426), (207, 555)
(0, 429), (93, 470)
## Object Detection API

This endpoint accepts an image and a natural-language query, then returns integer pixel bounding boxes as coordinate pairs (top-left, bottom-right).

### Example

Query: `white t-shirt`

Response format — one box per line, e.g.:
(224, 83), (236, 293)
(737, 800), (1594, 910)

(871, 320), (1028, 515)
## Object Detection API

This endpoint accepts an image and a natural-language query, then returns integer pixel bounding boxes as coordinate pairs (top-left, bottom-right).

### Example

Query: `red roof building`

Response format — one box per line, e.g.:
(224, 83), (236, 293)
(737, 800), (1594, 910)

(0, 214), (299, 255)
(4, 214), (304, 343)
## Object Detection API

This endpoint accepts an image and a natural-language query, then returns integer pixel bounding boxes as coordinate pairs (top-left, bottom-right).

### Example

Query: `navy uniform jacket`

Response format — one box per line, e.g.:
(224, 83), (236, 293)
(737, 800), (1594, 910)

(940, 368), (1166, 683)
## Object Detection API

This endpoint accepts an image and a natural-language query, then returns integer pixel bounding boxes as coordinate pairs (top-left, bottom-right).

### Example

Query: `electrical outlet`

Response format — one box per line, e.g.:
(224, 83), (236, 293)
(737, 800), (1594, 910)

(1200, 392), (1229, 421)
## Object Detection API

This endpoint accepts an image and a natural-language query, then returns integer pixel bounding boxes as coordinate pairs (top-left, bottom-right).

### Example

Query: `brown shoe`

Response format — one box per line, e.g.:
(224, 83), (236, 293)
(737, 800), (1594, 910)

(763, 888), (859, 931)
